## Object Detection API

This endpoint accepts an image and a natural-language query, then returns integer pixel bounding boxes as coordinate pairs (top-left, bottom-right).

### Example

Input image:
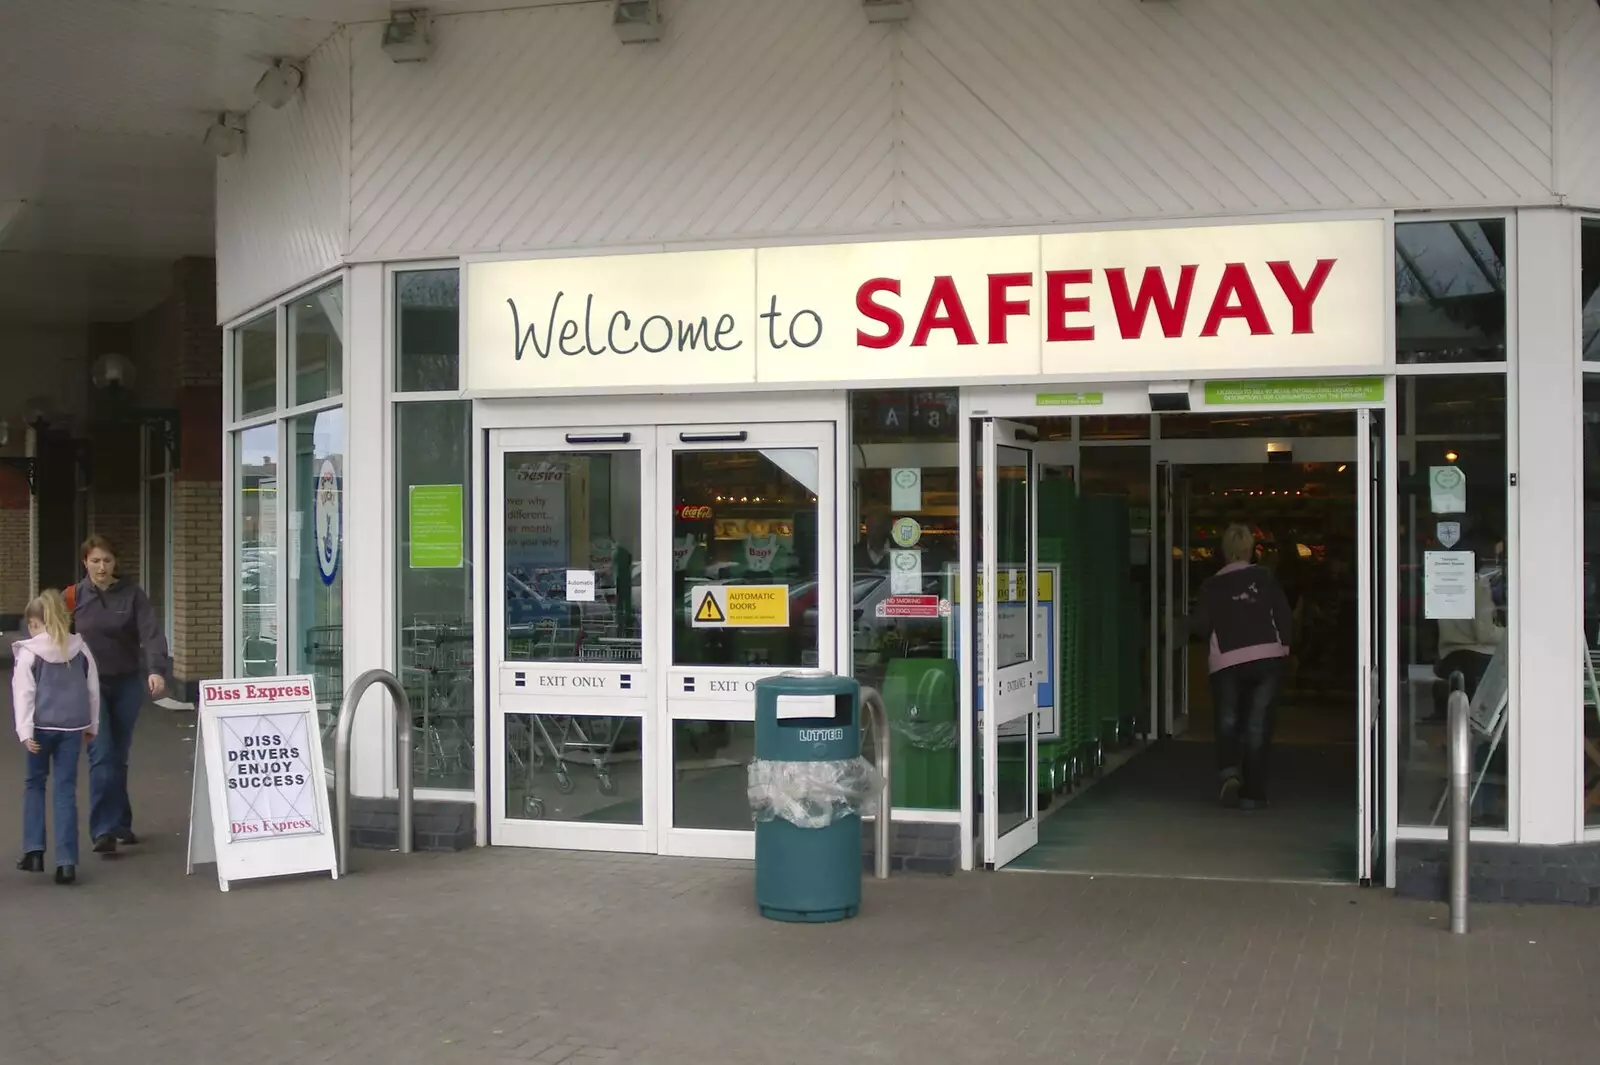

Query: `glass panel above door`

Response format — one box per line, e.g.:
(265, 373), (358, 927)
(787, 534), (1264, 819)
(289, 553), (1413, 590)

(503, 450), (643, 663)
(670, 447), (821, 668)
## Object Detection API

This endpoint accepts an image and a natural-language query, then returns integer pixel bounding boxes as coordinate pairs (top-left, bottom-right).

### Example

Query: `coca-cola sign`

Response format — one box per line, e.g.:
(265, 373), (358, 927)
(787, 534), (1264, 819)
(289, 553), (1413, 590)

(675, 504), (713, 521)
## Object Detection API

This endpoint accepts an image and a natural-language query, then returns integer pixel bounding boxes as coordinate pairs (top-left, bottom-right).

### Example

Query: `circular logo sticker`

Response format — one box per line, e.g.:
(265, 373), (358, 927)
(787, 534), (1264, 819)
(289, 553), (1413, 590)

(313, 457), (341, 586)
(891, 516), (922, 548)
(894, 469), (920, 490)
(1432, 467), (1463, 489)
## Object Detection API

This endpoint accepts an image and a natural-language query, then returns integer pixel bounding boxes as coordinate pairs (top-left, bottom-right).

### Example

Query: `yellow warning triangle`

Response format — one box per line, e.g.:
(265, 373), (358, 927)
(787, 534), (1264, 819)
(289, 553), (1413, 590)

(695, 592), (726, 623)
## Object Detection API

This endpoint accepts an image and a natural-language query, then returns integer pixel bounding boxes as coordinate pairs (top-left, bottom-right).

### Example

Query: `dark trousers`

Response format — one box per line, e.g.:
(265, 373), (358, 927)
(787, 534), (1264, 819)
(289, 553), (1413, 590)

(89, 673), (145, 839)
(1210, 657), (1284, 802)
(1432, 650), (1493, 718)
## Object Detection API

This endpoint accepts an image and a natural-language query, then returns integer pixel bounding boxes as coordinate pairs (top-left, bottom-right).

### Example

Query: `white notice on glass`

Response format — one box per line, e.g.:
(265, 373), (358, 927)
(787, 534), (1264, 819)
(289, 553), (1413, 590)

(1424, 551), (1475, 620)
(1428, 466), (1467, 514)
(565, 569), (596, 602)
(889, 549), (922, 594)
(890, 468), (922, 512)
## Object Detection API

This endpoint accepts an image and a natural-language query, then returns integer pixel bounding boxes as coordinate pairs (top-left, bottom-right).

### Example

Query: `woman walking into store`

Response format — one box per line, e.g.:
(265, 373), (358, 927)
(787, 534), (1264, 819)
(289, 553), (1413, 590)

(14, 590), (99, 884)
(1189, 523), (1293, 810)
(70, 534), (168, 855)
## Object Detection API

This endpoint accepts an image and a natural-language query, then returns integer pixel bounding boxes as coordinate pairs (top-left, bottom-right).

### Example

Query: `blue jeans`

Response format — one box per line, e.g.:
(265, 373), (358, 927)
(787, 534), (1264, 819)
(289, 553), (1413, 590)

(89, 673), (145, 839)
(1210, 657), (1284, 802)
(23, 730), (82, 865)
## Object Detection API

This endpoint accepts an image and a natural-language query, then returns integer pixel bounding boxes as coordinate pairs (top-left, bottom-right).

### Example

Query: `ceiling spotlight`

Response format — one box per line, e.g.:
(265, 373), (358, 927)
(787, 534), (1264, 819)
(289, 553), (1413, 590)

(253, 59), (303, 109)
(204, 113), (246, 158)
(863, 0), (912, 21)
(613, 0), (661, 43)
(382, 9), (434, 63)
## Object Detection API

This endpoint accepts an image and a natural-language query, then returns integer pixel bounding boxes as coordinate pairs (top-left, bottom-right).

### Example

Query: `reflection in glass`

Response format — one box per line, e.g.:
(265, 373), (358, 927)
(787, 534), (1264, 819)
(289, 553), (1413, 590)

(236, 312), (276, 418)
(996, 725), (1032, 838)
(671, 449), (820, 668)
(672, 720), (755, 831)
(505, 714), (643, 824)
(1395, 219), (1507, 365)
(1582, 375), (1600, 826)
(288, 409), (345, 768)
(398, 401), (474, 790)
(1396, 375), (1509, 828)
(503, 450), (642, 664)
(290, 282), (343, 405)
(1160, 410), (1356, 439)
(849, 390), (960, 810)
(993, 444), (1032, 669)
(235, 424), (278, 677)
(144, 457), (169, 638)
(1584, 220), (1600, 362)
(397, 269), (460, 392)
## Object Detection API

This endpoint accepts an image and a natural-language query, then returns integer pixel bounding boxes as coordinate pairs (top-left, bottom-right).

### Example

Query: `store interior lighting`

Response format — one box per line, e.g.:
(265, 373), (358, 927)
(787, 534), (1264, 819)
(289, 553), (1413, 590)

(253, 60), (303, 109)
(613, 0), (662, 43)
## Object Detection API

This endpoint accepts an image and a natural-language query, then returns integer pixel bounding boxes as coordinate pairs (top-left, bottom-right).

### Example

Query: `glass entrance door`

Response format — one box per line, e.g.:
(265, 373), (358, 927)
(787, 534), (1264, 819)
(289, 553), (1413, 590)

(1357, 408), (1387, 885)
(488, 418), (835, 858)
(660, 422), (835, 859)
(490, 427), (654, 852)
(980, 419), (1040, 869)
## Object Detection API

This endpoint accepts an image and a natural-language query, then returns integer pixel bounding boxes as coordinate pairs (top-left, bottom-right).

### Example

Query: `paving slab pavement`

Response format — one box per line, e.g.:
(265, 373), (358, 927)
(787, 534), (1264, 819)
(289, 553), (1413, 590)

(1, 684), (1597, 1065)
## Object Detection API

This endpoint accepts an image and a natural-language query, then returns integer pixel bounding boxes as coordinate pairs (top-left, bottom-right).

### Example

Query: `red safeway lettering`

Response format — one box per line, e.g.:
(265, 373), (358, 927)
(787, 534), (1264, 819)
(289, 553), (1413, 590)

(1106, 265), (1197, 340)
(912, 275), (978, 346)
(1267, 259), (1336, 335)
(1045, 270), (1094, 342)
(986, 272), (1032, 345)
(856, 278), (903, 349)
(1200, 263), (1271, 337)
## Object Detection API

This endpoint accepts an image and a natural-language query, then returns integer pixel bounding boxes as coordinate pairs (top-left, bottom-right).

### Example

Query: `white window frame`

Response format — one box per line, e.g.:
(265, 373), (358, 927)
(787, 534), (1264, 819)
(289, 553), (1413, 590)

(1391, 209), (1517, 845)
(221, 270), (351, 706)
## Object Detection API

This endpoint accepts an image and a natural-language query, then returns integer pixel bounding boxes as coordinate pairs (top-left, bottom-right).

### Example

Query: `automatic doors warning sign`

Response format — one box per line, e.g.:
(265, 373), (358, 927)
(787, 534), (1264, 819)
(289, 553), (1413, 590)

(691, 585), (789, 628)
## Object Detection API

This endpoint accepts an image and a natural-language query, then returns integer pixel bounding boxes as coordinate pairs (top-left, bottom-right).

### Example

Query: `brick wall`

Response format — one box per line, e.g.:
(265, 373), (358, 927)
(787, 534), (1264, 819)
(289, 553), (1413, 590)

(0, 467), (30, 627)
(171, 479), (222, 691)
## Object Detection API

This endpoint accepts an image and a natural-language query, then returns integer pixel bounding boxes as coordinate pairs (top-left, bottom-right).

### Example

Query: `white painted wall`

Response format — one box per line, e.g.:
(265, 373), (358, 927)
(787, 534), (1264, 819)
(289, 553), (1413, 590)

(216, 31), (350, 324)
(216, 0), (1588, 306)
(1557, 0), (1600, 207)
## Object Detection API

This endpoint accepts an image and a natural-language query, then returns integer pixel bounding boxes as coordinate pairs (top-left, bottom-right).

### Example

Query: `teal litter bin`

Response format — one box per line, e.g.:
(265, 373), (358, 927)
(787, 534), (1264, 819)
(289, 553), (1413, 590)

(749, 671), (877, 923)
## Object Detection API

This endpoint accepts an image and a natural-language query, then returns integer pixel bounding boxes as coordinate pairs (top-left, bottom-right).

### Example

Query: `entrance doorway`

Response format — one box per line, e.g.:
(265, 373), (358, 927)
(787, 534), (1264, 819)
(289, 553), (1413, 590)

(486, 401), (837, 859)
(969, 391), (1391, 885)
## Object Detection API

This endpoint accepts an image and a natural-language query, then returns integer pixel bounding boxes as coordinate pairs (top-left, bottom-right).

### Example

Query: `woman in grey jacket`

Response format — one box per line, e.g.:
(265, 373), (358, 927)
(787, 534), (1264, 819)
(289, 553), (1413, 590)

(69, 534), (169, 856)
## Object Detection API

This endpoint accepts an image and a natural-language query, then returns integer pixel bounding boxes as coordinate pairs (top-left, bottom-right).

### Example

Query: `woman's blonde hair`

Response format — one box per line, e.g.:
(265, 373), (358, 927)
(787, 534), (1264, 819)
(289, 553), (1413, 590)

(24, 589), (72, 655)
(1221, 523), (1257, 564)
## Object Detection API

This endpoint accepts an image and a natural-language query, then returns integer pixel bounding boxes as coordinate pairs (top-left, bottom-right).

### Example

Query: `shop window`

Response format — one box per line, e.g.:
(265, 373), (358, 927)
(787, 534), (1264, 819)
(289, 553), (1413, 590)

(849, 389), (960, 811)
(398, 401), (475, 791)
(1584, 375), (1600, 827)
(289, 281), (343, 405)
(1583, 220), (1600, 363)
(288, 409), (345, 769)
(1395, 219), (1507, 365)
(235, 311), (276, 418)
(396, 269), (460, 392)
(1396, 373), (1510, 829)
(235, 423), (279, 678)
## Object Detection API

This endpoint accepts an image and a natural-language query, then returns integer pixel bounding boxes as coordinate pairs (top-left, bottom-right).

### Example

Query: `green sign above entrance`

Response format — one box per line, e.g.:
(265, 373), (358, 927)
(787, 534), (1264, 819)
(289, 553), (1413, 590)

(409, 484), (465, 569)
(1203, 377), (1384, 406)
(1036, 392), (1104, 407)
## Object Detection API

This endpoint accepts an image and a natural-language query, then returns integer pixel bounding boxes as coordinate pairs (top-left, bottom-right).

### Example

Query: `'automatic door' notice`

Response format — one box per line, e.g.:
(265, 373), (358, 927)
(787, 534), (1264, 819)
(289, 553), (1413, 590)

(691, 584), (790, 628)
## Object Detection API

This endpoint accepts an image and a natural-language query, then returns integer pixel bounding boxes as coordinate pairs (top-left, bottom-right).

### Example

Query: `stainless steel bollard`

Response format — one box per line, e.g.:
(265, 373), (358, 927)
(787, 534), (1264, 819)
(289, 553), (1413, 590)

(1447, 671), (1470, 934)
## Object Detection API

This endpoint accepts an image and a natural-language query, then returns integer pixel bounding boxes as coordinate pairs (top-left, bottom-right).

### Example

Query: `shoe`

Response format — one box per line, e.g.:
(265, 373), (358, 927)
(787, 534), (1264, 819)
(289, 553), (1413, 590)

(1219, 777), (1242, 808)
(114, 830), (139, 845)
(16, 851), (44, 872)
(1240, 797), (1273, 811)
(92, 835), (117, 855)
(54, 865), (76, 885)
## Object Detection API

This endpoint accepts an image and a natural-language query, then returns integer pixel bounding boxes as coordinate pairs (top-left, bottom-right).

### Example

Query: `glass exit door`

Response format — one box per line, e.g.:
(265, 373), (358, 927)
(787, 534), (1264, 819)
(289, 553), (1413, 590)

(488, 417), (836, 859)
(979, 419), (1041, 869)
